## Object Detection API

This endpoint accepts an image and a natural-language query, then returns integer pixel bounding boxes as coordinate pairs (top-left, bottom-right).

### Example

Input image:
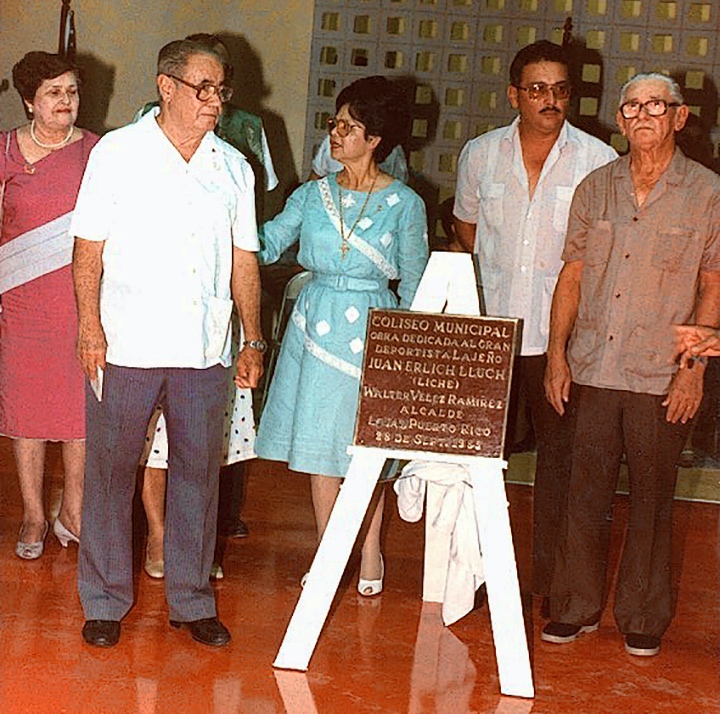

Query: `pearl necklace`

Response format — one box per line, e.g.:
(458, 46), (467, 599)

(29, 120), (74, 150)
(337, 174), (377, 259)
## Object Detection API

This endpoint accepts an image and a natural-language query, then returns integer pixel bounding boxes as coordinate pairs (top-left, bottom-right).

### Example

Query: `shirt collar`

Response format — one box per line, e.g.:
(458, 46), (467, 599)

(503, 114), (570, 149)
(664, 147), (690, 185)
(614, 145), (687, 184)
(143, 105), (216, 161)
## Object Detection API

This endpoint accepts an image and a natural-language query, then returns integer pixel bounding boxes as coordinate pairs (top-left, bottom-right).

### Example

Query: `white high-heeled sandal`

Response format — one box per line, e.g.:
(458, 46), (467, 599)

(358, 555), (384, 597)
(15, 521), (49, 560)
(53, 518), (80, 548)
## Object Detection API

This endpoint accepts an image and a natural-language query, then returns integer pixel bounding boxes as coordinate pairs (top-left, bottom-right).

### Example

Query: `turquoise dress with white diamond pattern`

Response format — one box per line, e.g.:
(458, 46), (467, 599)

(255, 174), (428, 477)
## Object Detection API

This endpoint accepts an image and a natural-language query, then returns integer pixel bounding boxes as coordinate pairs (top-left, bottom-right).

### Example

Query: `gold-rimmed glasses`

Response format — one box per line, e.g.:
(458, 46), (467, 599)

(513, 81), (571, 101)
(326, 116), (363, 137)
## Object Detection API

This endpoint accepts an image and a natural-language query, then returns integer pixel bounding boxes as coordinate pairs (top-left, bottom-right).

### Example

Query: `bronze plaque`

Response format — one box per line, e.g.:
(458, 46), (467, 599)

(353, 309), (519, 458)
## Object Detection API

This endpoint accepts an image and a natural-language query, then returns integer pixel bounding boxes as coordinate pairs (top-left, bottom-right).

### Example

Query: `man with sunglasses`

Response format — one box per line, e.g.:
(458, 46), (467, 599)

(453, 41), (617, 609)
(71, 38), (263, 648)
(543, 73), (720, 656)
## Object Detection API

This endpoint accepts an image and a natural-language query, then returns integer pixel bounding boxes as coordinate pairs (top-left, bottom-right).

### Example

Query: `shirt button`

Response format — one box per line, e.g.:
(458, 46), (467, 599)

(632, 216), (639, 222)
(625, 254), (630, 259)
(520, 266), (527, 273)
(523, 240), (529, 246)
(615, 292), (621, 298)
(608, 335), (614, 341)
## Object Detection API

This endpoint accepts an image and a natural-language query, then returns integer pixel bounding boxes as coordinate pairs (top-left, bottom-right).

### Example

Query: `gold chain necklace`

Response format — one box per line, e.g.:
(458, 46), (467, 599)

(337, 174), (377, 259)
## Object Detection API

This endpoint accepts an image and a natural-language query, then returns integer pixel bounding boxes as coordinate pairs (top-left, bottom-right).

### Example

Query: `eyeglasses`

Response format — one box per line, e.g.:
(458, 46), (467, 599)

(619, 99), (680, 119)
(326, 116), (363, 137)
(165, 74), (233, 103)
(513, 81), (571, 101)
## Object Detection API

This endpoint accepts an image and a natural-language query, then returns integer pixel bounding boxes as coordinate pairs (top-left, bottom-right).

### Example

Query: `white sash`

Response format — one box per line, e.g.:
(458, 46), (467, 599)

(318, 177), (398, 280)
(0, 211), (74, 295)
(292, 309), (361, 380)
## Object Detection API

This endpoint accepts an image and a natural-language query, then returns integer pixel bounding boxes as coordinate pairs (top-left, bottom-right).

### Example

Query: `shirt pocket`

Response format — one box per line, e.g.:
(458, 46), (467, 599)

(584, 220), (614, 267)
(539, 275), (559, 343)
(480, 183), (505, 228)
(622, 324), (674, 380)
(552, 186), (575, 235)
(203, 296), (233, 362)
(651, 229), (696, 274)
(568, 317), (600, 370)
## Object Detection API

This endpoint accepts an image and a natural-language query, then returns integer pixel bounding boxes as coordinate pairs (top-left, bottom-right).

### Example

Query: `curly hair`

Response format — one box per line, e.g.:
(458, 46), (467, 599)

(12, 51), (79, 104)
(335, 76), (410, 163)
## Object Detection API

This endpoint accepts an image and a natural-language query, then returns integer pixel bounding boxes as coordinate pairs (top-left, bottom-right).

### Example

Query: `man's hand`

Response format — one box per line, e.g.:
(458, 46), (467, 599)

(233, 346), (264, 389)
(451, 217), (476, 253)
(77, 319), (107, 381)
(544, 353), (572, 416)
(662, 363), (704, 424)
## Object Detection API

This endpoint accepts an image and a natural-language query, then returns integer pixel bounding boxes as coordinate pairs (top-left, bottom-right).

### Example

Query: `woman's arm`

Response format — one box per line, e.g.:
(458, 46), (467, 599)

(257, 183), (309, 265)
(396, 192), (429, 309)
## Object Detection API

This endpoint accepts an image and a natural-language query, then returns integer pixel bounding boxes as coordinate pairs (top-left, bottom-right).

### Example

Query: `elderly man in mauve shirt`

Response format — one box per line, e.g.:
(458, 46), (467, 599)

(543, 73), (720, 657)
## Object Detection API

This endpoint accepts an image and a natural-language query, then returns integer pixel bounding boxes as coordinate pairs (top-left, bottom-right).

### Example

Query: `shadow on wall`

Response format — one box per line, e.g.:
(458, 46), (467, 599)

(393, 76), (443, 247)
(671, 71), (719, 173)
(217, 31), (299, 219)
(564, 38), (615, 148)
(76, 52), (116, 135)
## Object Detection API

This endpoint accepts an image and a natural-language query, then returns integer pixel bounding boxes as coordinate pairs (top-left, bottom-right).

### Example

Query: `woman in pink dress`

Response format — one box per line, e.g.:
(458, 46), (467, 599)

(0, 52), (99, 559)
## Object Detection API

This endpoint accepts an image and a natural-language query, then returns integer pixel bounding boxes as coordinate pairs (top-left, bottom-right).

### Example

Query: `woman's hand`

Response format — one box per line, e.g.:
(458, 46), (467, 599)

(673, 324), (720, 367)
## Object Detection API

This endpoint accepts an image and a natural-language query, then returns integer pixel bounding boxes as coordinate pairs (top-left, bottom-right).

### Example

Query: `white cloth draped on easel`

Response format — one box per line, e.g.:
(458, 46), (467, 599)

(395, 461), (485, 626)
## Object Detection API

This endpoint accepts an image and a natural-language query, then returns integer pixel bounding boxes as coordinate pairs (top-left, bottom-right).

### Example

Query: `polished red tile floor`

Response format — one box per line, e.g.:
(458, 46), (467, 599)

(0, 437), (718, 713)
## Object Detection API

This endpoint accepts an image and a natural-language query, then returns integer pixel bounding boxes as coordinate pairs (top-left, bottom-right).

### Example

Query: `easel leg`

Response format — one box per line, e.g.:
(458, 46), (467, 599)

(470, 461), (534, 698)
(273, 450), (387, 670)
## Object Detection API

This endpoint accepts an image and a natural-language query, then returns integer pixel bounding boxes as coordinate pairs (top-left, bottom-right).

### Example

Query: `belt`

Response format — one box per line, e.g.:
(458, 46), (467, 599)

(313, 274), (386, 291)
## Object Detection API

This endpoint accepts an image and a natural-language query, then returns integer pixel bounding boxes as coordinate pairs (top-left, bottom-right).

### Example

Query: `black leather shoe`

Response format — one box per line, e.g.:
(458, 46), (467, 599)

(170, 616), (231, 646)
(82, 620), (120, 647)
(221, 519), (249, 538)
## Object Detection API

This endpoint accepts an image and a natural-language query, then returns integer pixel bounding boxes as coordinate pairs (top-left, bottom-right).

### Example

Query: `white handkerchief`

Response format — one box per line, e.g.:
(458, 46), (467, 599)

(90, 366), (104, 402)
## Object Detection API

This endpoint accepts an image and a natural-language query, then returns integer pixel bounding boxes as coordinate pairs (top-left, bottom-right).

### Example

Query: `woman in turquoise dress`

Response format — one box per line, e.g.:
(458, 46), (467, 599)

(254, 76), (428, 595)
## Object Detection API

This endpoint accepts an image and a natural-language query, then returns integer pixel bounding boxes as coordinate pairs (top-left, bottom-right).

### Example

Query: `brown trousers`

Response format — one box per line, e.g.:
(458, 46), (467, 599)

(549, 385), (689, 637)
(509, 355), (576, 596)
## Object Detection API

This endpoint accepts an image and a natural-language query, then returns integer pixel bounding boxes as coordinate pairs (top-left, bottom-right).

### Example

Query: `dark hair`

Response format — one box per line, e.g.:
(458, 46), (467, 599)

(509, 40), (569, 86)
(157, 39), (224, 79)
(336, 76), (409, 163)
(12, 51), (79, 104)
(184, 33), (233, 82)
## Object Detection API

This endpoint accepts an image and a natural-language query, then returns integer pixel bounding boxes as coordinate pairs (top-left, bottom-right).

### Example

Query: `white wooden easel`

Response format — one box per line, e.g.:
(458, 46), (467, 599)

(273, 253), (534, 699)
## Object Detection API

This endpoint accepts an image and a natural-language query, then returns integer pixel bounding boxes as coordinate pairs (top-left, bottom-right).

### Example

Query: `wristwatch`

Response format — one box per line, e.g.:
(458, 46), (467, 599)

(244, 339), (268, 354)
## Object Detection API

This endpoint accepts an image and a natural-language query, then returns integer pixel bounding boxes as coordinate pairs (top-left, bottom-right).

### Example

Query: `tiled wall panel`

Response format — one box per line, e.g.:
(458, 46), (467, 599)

(305, 0), (720, 230)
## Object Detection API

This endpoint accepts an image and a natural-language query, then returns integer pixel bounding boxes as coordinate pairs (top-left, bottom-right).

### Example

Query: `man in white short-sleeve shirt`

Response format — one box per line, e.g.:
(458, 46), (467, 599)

(453, 40), (617, 605)
(72, 39), (264, 649)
